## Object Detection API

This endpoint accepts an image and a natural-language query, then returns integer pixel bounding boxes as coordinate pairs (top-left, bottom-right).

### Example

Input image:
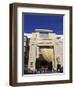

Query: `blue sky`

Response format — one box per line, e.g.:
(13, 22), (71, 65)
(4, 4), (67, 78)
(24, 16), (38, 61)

(23, 13), (63, 35)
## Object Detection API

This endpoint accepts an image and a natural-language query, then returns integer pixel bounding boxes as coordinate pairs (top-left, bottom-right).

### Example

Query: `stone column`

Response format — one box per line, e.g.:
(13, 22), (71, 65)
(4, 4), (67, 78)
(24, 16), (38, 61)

(36, 46), (39, 58)
(28, 44), (36, 71)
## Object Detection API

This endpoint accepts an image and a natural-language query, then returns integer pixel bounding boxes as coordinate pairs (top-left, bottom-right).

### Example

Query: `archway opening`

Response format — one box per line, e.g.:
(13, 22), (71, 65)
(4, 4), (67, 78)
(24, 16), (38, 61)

(35, 46), (54, 73)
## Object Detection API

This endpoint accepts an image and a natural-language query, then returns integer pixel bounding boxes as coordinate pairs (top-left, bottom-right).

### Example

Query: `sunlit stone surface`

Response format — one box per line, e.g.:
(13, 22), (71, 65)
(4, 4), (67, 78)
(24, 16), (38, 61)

(24, 29), (63, 74)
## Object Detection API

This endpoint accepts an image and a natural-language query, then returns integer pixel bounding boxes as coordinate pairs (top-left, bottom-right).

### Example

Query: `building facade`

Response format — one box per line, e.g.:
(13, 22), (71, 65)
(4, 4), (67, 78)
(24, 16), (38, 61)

(27, 29), (63, 72)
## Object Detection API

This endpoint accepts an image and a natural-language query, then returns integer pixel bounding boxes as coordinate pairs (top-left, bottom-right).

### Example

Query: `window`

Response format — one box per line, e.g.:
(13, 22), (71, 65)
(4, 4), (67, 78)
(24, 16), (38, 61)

(40, 32), (49, 39)
(24, 36), (27, 42)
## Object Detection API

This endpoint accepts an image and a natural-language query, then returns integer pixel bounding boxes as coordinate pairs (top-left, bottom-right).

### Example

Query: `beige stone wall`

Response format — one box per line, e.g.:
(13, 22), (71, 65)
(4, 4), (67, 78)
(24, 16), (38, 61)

(55, 38), (63, 67)
(28, 31), (63, 71)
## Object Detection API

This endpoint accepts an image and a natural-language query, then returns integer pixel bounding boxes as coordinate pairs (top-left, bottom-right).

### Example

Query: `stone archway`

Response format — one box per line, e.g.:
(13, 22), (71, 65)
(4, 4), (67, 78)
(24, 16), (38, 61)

(35, 46), (55, 73)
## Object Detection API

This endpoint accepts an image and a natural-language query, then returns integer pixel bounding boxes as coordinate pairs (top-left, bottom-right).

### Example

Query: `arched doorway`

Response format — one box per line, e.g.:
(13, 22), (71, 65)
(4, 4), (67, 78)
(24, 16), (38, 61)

(35, 46), (54, 73)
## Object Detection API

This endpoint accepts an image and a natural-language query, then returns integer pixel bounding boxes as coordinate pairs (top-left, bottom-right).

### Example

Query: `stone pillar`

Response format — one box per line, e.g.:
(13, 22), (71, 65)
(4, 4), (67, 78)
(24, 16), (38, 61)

(28, 44), (36, 71)
(51, 47), (55, 71)
(36, 46), (39, 58)
(53, 45), (57, 71)
(53, 37), (58, 71)
(28, 32), (37, 71)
